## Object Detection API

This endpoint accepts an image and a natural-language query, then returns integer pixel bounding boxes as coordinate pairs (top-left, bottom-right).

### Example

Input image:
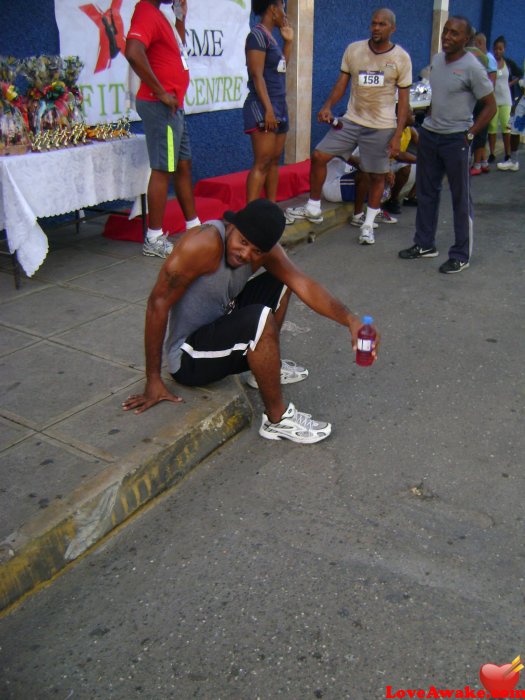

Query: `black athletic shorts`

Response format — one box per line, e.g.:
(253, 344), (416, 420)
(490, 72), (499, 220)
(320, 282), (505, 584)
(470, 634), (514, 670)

(172, 272), (286, 386)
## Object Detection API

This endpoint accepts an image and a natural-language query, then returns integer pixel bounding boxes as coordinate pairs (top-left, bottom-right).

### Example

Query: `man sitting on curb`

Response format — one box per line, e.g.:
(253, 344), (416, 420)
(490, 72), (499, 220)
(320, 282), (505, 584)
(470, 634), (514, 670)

(321, 153), (398, 231)
(122, 199), (379, 444)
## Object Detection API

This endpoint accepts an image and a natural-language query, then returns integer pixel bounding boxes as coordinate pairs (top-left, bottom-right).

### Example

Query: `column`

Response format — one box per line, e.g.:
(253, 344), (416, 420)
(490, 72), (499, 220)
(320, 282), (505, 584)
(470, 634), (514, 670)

(431, 0), (449, 61)
(284, 0), (314, 164)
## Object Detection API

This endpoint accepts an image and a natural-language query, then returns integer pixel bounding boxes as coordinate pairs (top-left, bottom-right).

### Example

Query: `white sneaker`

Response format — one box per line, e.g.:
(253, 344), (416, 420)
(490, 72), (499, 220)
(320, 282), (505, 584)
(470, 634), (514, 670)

(376, 209), (398, 224)
(285, 204), (324, 224)
(246, 359), (309, 389)
(358, 224), (375, 245)
(350, 213), (378, 229)
(284, 210), (296, 225)
(259, 402), (331, 444)
(143, 236), (173, 258)
(497, 160), (519, 171)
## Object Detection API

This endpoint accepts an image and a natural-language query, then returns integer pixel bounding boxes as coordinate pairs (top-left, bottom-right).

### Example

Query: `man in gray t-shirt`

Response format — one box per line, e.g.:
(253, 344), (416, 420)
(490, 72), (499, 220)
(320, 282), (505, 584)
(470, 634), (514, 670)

(399, 16), (496, 274)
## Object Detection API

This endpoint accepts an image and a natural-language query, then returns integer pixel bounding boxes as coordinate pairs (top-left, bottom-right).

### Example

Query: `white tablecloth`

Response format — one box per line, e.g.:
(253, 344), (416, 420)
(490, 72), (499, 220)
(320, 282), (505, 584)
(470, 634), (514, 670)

(0, 135), (150, 277)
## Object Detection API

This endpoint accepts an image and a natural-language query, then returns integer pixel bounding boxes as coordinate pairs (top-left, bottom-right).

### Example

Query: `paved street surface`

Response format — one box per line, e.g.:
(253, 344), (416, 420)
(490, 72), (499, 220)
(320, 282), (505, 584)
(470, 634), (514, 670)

(1, 166), (524, 699)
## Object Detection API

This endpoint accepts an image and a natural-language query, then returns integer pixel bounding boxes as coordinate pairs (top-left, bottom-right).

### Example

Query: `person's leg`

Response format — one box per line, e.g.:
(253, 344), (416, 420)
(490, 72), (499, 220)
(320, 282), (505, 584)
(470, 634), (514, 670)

(172, 304), (294, 423)
(284, 149), (334, 224)
(441, 133), (472, 263)
(263, 132), (288, 202)
(146, 169), (171, 230)
(413, 129), (444, 249)
(354, 171), (368, 215)
(286, 120), (359, 223)
(498, 98), (523, 171)
(391, 165), (410, 201)
(246, 130), (279, 202)
(487, 132), (497, 159)
(349, 171), (377, 227)
(509, 133), (521, 165)
(235, 273), (308, 388)
(136, 99), (174, 253)
(357, 127), (393, 236)
(173, 158), (197, 221)
(310, 149), (336, 199)
(235, 272), (291, 332)
(487, 106), (498, 162)
(272, 286), (291, 330)
(367, 172), (386, 210)
(246, 130), (288, 203)
(246, 313), (286, 423)
(502, 130), (511, 159)
(172, 113), (199, 227)
(500, 105), (512, 159)
(352, 170), (369, 218)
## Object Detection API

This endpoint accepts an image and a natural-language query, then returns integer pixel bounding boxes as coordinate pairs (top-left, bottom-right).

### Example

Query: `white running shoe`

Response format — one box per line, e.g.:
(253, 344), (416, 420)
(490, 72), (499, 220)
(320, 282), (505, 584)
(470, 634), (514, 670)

(259, 402), (332, 444)
(284, 210), (296, 225)
(246, 359), (309, 389)
(143, 236), (174, 258)
(376, 209), (398, 224)
(350, 213), (378, 229)
(285, 204), (324, 224)
(497, 160), (519, 172)
(358, 224), (375, 245)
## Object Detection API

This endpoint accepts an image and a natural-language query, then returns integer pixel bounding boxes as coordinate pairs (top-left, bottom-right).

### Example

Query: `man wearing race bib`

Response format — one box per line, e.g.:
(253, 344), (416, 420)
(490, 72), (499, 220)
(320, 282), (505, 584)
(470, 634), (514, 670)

(285, 8), (412, 246)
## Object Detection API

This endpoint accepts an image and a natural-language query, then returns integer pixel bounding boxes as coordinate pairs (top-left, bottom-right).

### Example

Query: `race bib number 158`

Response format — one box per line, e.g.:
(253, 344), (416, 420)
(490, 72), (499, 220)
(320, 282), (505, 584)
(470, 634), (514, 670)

(358, 70), (384, 86)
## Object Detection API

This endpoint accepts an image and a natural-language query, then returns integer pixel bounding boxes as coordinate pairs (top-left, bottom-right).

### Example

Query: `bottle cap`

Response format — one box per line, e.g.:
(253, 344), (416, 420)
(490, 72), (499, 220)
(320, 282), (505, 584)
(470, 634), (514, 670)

(362, 315), (374, 325)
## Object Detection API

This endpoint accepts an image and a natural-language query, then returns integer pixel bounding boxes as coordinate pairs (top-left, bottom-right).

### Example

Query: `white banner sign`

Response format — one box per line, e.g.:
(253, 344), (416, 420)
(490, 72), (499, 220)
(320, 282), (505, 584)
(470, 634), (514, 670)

(54, 0), (250, 123)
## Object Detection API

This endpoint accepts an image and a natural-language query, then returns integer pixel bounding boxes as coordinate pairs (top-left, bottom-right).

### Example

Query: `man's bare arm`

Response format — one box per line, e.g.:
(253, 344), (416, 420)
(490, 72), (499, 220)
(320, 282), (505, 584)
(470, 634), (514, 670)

(317, 72), (351, 123)
(263, 246), (378, 355)
(122, 226), (223, 413)
(389, 86), (410, 157)
(125, 38), (179, 113)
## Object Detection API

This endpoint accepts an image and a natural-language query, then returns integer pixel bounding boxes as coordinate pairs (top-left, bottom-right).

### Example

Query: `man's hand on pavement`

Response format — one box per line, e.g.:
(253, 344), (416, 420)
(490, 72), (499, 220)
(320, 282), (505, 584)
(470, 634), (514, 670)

(122, 377), (183, 414)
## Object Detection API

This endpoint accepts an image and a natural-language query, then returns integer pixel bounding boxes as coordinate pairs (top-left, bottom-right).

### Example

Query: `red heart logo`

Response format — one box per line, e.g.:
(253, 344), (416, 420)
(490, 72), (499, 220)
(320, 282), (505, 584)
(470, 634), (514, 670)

(479, 663), (520, 698)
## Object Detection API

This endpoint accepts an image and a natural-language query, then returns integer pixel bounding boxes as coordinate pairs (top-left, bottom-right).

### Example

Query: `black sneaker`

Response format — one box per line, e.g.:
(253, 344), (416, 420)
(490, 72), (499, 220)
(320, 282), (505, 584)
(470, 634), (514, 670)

(487, 154), (496, 164)
(383, 198), (402, 215)
(399, 244), (439, 259)
(439, 258), (469, 274)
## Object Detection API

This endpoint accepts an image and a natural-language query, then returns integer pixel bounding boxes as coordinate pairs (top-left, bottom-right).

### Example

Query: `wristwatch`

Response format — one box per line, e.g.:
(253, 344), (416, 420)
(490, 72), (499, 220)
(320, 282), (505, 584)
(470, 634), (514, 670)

(465, 131), (475, 143)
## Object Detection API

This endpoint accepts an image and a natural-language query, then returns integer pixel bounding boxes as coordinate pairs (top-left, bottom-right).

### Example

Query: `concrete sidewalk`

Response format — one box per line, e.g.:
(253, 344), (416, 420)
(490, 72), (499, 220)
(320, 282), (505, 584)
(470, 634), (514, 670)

(0, 197), (354, 611)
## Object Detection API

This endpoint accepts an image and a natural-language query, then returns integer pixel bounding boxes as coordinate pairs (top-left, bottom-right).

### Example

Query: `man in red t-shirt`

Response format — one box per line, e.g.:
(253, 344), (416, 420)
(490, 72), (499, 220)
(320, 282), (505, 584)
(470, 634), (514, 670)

(126, 0), (200, 258)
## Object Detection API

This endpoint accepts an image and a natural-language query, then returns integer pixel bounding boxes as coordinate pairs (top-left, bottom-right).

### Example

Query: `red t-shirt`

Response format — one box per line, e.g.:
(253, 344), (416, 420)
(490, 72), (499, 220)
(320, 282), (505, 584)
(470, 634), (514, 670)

(127, 1), (190, 105)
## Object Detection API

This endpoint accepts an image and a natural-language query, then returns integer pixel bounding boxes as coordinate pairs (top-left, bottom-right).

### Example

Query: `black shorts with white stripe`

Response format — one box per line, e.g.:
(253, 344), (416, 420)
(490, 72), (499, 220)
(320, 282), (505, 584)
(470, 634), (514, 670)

(172, 272), (286, 387)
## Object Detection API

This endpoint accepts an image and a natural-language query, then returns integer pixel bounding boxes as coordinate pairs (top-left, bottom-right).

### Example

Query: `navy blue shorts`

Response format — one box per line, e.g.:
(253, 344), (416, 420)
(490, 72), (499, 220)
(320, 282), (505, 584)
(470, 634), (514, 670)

(172, 272), (286, 386)
(243, 96), (289, 134)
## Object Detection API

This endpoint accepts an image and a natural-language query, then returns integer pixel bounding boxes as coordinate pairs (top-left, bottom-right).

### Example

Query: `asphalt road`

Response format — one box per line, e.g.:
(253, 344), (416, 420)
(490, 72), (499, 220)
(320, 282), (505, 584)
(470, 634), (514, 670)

(1, 167), (524, 700)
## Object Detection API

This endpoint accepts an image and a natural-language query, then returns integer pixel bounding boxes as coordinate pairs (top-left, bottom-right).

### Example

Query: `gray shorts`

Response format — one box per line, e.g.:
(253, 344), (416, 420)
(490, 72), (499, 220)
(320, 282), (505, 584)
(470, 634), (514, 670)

(315, 118), (395, 173)
(136, 99), (192, 173)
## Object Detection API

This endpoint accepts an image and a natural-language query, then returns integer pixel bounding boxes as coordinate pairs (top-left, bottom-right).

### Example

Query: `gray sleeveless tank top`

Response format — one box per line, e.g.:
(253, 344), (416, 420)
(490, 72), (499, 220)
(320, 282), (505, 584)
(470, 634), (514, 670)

(165, 221), (254, 374)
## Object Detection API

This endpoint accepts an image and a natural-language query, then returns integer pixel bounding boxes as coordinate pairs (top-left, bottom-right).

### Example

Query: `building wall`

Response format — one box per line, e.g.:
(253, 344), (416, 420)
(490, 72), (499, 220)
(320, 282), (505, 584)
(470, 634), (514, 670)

(1, 0), (524, 183)
(488, 0), (524, 66)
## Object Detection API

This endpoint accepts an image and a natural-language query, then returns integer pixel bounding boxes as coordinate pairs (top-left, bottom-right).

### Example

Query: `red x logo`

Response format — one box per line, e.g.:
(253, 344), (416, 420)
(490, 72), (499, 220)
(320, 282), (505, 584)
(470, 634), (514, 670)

(80, 0), (125, 73)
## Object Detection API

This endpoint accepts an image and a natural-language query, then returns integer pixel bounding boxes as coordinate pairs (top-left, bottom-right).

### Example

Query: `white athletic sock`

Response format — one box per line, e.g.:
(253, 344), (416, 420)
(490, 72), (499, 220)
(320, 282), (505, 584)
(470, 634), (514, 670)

(511, 150), (519, 164)
(307, 198), (321, 213)
(146, 227), (163, 242)
(364, 207), (379, 228)
(185, 217), (201, 230)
